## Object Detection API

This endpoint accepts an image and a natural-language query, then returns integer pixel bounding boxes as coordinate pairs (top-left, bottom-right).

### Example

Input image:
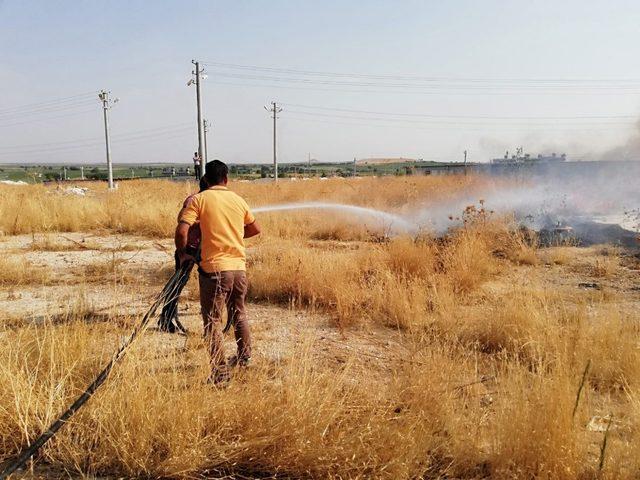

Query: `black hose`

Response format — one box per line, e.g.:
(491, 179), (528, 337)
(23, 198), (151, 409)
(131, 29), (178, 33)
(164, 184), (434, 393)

(0, 264), (192, 479)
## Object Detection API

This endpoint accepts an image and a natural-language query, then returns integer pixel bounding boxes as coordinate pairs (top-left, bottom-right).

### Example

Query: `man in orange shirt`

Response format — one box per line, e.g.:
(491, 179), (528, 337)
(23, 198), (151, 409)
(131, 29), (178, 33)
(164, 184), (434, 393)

(176, 160), (261, 385)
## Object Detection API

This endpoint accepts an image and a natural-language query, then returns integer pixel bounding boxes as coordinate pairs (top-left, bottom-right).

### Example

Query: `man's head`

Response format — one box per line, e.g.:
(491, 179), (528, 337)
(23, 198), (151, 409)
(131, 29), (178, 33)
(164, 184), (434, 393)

(198, 176), (209, 192)
(204, 160), (228, 186)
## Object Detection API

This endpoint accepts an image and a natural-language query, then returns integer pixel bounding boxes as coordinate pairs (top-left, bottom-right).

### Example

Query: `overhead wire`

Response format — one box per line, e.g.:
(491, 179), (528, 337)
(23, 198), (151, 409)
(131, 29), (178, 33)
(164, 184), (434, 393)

(0, 125), (193, 157)
(0, 91), (96, 115)
(0, 122), (193, 152)
(279, 103), (637, 120)
(0, 98), (97, 121)
(205, 71), (640, 93)
(0, 107), (98, 129)
(281, 114), (638, 133)
(207, 78), (640, 97)
(201, 61), (640, 85)
(282, 109), (636, 127)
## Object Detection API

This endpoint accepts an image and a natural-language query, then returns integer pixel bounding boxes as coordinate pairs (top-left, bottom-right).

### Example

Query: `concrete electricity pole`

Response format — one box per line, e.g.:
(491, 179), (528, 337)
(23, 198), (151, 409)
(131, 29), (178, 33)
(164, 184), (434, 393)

(98, 90), (116, 189)
(464, 150), (468, 175)
(189, 60), (206, 175)
(265, 102), (282, 182)
(353, 157), (357, 177)
(203, 119), (210, 163)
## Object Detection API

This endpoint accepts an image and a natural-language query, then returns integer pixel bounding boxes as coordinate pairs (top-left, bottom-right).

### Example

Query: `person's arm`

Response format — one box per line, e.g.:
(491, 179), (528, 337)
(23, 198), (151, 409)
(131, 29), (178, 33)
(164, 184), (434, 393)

(243, 201), (261, 239)
(175, 222), (194, 263)
(175, 222), (189, 249)
(244, 220), (261, 239)
(176, 196), (200, 262)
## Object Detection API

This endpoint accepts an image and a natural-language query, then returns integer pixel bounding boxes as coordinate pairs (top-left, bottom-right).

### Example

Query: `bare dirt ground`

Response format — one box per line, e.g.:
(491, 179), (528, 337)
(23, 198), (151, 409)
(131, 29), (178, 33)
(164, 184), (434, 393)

(0, 233), (410, 376)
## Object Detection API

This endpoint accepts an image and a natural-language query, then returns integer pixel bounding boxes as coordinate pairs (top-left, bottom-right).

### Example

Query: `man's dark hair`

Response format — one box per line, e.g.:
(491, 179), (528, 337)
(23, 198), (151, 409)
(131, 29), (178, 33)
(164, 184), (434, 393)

(198, 177), (209, 192)
(204, 160), (228, 185)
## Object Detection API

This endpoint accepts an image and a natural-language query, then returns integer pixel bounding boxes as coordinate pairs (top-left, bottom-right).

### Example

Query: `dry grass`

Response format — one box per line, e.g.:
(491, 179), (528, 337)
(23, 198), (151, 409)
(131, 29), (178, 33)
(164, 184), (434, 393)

(0, 256), (50, 285)
(0, 176), (637, 479)
(27, 234), (101, 252)
(545, 246), (578, 265)
(592, 254), (621, 278)
(0, 176), (502, 239)
(0, 286), (635, 478)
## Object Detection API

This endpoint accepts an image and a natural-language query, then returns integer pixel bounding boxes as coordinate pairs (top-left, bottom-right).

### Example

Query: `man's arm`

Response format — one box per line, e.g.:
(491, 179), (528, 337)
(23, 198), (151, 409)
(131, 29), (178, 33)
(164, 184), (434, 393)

(244, 220), (261, 239)
(175, 222), (192, 263)
(175, 222), (189, 250)
(176, 195), (200, 263)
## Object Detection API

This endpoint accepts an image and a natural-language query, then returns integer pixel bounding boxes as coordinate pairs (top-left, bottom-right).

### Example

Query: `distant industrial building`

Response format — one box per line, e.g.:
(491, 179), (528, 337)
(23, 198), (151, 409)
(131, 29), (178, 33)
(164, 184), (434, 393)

(490, 147), (567, 165)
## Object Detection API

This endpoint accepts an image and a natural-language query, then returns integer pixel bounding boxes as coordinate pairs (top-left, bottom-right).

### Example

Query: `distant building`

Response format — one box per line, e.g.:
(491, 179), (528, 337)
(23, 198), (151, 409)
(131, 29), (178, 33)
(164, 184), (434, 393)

(356, 157), (418, 166)
(491, 147), (567, 164)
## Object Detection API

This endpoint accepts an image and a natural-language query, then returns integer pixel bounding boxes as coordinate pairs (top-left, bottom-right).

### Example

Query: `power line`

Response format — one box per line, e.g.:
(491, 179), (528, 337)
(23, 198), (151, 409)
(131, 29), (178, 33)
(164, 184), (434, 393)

(201, 61), (640, 85)
(0, 123), (193, 151)
(206, 78), (640, 97)
(205, 71), (640, 92)
(279, 103), (637, 120)
(281, 114), (638, 133)
(0, 92), (95, 115)
(282, 109), (636, 126)
(0, 126), (193, 156)
(0, 107), (97, 129)
(0, 98), (96, 120)
(0, 131), (193, 160)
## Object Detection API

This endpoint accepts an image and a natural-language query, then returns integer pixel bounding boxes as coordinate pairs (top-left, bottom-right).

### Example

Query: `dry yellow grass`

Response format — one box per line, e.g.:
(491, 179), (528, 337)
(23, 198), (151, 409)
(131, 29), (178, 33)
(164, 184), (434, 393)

(0, 175), (503, 238)
(592, 254), (621, 278)
(0, 176), (637, 479)
(0, 256), (50, 285)
(27, 234), (101, 252)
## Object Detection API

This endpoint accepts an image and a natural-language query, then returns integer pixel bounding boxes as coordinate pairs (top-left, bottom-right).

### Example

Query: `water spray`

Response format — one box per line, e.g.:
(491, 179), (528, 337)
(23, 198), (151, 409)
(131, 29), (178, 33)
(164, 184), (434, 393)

(254, 202), (416, 233)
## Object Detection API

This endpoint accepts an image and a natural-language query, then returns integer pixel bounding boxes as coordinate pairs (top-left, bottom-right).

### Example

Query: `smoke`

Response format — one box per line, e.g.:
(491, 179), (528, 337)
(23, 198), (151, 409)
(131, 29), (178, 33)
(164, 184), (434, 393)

(599, 119), (640, 161)
(256, 162), (640, 245)
(407, 161), (640, 244)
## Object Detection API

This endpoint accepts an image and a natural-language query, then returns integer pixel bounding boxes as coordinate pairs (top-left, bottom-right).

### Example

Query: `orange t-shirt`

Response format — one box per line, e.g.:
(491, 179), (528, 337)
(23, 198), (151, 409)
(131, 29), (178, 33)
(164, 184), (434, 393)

(179, 186), (255, 272)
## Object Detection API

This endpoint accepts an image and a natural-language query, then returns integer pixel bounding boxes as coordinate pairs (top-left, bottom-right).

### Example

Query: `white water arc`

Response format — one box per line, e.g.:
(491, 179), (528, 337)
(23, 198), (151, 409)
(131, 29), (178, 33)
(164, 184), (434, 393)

(253, 202), (415, 233)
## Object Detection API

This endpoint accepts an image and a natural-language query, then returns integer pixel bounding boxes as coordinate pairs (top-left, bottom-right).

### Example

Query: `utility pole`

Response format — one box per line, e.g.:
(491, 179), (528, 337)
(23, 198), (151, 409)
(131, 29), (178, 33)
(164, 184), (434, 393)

(464, 150), (468, 176)
(265, 102), (282, 182)
(203, 119), (210, 163)
(189, 60), (206, 175)
(353, 157), (357, 177)
(98, 90), (116, 189)
(80, 166), (84, 180)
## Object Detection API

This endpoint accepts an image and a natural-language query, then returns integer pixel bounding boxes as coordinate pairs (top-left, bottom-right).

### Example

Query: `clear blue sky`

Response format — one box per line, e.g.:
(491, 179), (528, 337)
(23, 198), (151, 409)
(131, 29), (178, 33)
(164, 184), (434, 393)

(1, 0), (640, 164)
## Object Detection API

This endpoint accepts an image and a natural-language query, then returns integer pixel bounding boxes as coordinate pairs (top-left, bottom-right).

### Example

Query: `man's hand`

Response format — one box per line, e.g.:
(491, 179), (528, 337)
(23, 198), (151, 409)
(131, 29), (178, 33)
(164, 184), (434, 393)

(177, 248), (195, 266)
